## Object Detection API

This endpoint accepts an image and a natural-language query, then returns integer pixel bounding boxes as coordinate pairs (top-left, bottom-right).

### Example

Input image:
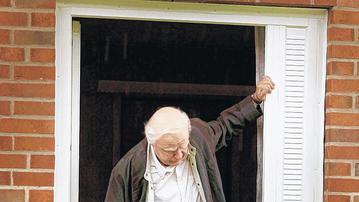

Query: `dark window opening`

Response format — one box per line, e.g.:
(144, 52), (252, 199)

(78, 18), (258, 202)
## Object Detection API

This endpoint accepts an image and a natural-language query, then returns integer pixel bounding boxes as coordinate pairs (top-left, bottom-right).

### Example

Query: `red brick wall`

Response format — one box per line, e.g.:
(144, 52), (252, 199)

(0, 0), (55, 202)
(325, 1), (359, 202)
(0, 0), (358, 202)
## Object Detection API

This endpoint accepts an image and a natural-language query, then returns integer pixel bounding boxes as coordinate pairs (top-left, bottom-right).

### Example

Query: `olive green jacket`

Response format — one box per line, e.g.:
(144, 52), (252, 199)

(104, 96), (262, 202)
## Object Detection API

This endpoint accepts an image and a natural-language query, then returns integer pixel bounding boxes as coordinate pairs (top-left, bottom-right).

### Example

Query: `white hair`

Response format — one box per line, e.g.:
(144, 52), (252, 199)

(144, 107), (191, 144)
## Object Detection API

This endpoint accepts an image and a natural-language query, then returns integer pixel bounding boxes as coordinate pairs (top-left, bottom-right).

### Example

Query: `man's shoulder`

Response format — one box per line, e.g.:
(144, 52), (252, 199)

(190, 118), (209, 132)
(112, 139), (147, 176)
(189, 118), (213, 148)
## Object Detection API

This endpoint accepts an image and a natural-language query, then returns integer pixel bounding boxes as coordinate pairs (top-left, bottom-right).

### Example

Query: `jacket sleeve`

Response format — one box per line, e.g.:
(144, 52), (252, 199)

(104, 165), (126, 202)
(207, 95), (262, 151)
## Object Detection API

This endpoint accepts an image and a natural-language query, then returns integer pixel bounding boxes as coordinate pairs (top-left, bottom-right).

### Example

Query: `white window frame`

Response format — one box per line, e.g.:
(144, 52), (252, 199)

(55, 2), (327, 202)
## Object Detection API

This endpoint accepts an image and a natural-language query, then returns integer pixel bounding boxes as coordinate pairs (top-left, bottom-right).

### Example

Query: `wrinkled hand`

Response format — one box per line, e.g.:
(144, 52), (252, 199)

(251, 76), (275, 104)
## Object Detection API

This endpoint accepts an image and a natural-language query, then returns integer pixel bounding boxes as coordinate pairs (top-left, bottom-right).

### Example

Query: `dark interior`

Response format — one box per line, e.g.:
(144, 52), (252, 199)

(78, 18), (258, 202)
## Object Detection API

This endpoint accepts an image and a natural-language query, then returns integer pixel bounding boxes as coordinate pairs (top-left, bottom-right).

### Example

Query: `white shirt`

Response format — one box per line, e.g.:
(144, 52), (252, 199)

(144, 145), (202, 202)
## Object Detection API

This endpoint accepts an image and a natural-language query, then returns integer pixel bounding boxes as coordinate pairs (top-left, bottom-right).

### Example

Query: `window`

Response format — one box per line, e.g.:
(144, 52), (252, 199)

(55, 2), (327, 202)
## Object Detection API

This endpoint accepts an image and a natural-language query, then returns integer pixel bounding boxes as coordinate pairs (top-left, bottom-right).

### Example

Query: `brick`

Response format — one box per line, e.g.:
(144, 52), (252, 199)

(221, 0), (256, 2)
(356, 95), (359, 108)
(328, 45), (359, 59)
(29, 190), (53, 202)
(31, 13), (55, 27)
(326, 95), (352, 108)
(0, 29), (10, 44)
(325, 162), (351, 176)
(16, 0), (55, 8)
(326, 129), (359, 142)
(0, 136), (12, 150)
(0, 100), (10, 115)
(31, 155), (54, 169)
(356, 163), (359, 176)
(326, 146), (359, 159)
(260, 0), (310, 6)
(325, 178), (359, 192)
(14, 31), (55, 45)
(0, 171), (10, 185)
(15, 137), (54, 151)
(0, 47), (24, 61)
(0, 118), (54, 134)
(14, 66), (55, 81)
(0, 190), (25, 202)
(31, 48), (55, 63)
(0, 12), (27, 26)
(256, 0), (311, 6)
(337, 0), (359, 8)
(203, 0), (258, 3)
(0, 154), (26, 168)
(328, 27), (354, 41)
(326, 79), (359, 93)
(0, 83), (54, 98)
(13, 172), (53, 186)
(327, 61), (354, 76)
(15, 101), (54, 115)
(314, 0), (337, 7)
(330, 10), (359, 25)
(325, 195), (350, 202)
(0, 0), (11, 6)
(0, 65), (10, 78)
(355, 196), (359, 202)
(326, 113), (359, 126)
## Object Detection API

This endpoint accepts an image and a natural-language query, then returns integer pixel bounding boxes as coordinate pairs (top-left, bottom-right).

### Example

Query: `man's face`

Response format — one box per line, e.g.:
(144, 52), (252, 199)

(152, 133), (189, 167)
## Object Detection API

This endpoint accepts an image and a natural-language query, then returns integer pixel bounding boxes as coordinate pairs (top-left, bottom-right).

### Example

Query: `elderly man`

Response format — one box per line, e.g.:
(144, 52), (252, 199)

(105, 76), (275, 202)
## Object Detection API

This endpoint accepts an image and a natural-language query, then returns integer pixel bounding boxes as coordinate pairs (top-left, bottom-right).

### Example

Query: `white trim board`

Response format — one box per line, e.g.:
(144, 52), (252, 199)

(55, 2), (327, 202)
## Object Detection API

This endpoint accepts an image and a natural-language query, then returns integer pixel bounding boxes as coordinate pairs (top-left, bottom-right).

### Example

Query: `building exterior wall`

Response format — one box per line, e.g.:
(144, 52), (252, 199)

(324, 2), (359, 202)
(0, 0), (55, 201)
(0, 0), (358, 202)
(324, 0), (359, 202)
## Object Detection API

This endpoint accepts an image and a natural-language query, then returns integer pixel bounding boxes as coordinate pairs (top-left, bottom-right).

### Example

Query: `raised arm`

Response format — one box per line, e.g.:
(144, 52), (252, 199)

(208, 96), (261, 151)
(205, 76), (274, 151)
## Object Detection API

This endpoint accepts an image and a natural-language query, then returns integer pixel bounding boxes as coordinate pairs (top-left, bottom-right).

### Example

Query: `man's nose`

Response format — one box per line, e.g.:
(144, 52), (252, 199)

(174, 149), (183, 160)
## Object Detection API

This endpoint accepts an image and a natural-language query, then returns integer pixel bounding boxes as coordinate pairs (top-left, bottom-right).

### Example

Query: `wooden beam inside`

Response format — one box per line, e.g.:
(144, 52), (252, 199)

(98, 80), (255, 96)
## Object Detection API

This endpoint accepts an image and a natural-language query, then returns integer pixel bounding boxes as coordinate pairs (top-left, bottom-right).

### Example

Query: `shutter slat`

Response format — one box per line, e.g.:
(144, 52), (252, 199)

(286, 50), (305, 55)
(284, 129), (303, 133)
(284, 179), (302, 185)
(285, 70), (305, 76)
(284, 174), (302, 180)
(286, 65), (305, 71)
(286, 44), (305, 50)
(286, 39), (305, 45)
(286, 60), (305, 66)
(285, 91), (304, 97)
(286, 55), (305, 61)
(286, 34), (305, 40)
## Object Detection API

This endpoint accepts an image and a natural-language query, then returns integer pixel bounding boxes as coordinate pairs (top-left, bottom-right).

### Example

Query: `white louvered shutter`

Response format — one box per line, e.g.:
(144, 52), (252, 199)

(263, 22), (325, 202)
